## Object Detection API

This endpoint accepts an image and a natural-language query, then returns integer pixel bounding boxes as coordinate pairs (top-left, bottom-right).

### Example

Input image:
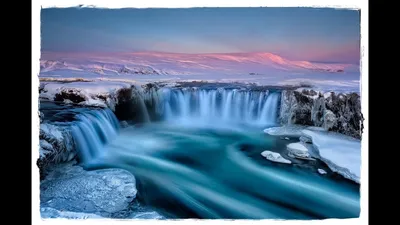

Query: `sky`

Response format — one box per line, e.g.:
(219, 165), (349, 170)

(41, 7), (360, 64)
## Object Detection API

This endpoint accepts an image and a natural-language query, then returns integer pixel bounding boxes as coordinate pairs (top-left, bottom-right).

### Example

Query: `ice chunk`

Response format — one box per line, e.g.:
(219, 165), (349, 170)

(261, 151), (291, 164)
(301, 129), (360, 183)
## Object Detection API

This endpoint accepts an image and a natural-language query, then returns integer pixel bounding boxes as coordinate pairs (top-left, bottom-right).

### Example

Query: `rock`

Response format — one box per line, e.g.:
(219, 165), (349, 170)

(38, 123), (76, 179)
(323, 110), (337, 130)
(279, 90), (362, 139)
(40, 163), (137, 218)
(261, 151), (291, 164)
(318, 169), (327, 175)
(120, 120), (129, 128)
(311, 95), (325, 127)
(54, 89), (87, 103)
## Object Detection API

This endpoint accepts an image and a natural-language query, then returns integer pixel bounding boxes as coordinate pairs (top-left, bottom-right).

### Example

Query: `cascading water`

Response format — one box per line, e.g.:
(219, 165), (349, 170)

(42, 86), (360, 220)
(70, 108), (120, 166)
(156, 88), (280, 126)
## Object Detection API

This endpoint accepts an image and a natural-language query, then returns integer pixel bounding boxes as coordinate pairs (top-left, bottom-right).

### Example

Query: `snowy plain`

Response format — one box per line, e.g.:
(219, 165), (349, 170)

(39, 51), (361, 93)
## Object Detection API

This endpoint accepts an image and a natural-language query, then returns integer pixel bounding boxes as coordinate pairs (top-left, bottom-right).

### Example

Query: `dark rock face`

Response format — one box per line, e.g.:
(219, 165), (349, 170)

(279, 90), (363, 139)
(324, 92), (362, 138)
(54, 89), (86, 103)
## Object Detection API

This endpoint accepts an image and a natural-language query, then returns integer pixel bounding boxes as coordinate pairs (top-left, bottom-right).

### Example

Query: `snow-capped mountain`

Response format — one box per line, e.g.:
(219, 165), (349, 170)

(40, 51), (358, 76)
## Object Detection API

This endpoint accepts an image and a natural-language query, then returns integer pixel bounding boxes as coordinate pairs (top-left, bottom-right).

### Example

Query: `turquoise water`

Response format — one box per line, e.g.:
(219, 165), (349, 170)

(40, 88), (360, 219)
(80, 122), (360, 219)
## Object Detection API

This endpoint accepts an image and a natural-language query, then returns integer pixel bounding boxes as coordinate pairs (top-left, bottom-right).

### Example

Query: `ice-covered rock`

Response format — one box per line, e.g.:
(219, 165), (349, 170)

(261, 151), (291, 164)
(39, 81), (133, 111)
(38, 123), (76, 178)
(301, 129), (360, 183)
(323, 110), (337, 130)
(279, 90), (362, 139)
(318, 169), (327, 175)
(41, 207), (103, 219)
(40, 163), (138, 218)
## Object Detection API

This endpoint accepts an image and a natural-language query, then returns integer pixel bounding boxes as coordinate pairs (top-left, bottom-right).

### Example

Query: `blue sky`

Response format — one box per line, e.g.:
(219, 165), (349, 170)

(41, 7), (360, 64)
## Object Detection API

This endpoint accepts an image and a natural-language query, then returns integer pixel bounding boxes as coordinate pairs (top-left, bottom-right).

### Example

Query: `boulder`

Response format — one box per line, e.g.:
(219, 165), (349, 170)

(40, 163), (138, 218)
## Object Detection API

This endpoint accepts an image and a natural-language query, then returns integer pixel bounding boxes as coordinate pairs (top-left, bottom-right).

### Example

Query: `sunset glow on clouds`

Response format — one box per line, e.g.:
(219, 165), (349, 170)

(41, 7), (360, 64)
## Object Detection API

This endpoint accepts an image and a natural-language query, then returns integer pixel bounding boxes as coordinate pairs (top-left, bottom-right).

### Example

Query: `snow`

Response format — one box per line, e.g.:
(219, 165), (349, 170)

(39, 52), (360, 93)
(40, 123), (64, 140)
(63, 99), (73, 104)
(78, 98), (107, 108)
(287, 142), (312, 159)
(41, 81), (130, 96)
(307, 126), (327, 132)
(261, 151), (291, 164)
(287, 142), (308, 153)
(318, 169), (327, 175)
(40, 139), (53, 150)
(40, 52), (356, 76)
(301, 129), (361, 183)
(39, 81), (131, 110)
(324, 92), (333, 99)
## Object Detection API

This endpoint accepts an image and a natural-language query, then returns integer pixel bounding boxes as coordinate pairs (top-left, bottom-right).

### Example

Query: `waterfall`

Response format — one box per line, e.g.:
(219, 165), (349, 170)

(156, 88), (281, 126)
(70, 108), (120, 165)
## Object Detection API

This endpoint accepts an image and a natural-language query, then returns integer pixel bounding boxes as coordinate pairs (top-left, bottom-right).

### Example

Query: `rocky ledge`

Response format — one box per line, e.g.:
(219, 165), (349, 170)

(279, 89), (363, 139)
(40, 162), (164, 219)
